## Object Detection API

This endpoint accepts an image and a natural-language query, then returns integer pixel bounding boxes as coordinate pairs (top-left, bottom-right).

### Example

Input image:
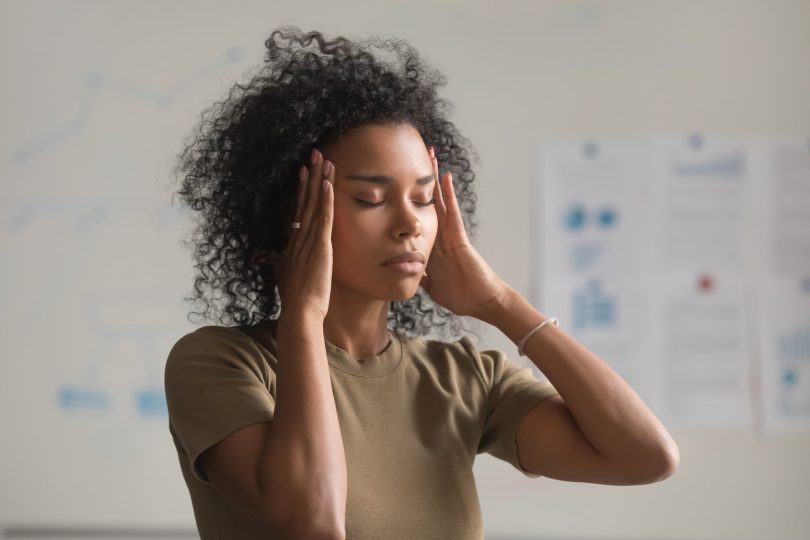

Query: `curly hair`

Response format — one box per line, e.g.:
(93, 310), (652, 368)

(172, 27), (483, 341)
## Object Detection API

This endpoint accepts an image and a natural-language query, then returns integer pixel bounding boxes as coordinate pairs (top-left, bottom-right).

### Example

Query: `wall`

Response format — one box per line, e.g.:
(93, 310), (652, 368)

(1, 1), (808, 538)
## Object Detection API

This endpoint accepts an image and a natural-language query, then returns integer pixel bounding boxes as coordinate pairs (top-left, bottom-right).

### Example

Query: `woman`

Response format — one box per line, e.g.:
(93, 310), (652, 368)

(165, 27), (679, 540)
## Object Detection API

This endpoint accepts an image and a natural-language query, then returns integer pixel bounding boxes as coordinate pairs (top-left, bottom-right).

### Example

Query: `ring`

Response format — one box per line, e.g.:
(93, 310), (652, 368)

(291, 222), (301, 229)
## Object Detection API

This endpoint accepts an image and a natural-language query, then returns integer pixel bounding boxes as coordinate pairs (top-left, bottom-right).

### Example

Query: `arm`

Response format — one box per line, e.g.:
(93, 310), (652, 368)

(265, 311), (348, 533)
(199, 150), (345, 537)
(481, 285), (679, 485)
(421, 147), (676, 484)
(200, 310), (347, 538)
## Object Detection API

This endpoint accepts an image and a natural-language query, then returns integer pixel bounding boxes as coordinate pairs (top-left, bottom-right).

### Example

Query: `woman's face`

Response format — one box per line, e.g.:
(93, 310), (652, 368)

(323, 122), (438, 302)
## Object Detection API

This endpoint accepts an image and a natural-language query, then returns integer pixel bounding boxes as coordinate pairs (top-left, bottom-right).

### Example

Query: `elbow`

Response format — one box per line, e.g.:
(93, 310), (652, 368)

(615, 437), (680, 486)
(640, 439), (680, 484)
(658, 439), (680, 480)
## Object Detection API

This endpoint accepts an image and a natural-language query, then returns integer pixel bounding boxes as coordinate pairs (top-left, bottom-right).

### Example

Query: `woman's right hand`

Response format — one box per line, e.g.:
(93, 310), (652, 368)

(269, 148), (335, 321)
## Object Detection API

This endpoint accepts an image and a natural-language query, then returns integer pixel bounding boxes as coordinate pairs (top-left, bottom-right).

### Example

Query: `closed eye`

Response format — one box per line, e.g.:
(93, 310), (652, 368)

(355, 199), (435, 208)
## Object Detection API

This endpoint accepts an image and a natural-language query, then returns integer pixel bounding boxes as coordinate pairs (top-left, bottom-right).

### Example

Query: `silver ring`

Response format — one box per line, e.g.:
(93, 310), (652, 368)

(290, 222), (301, 229)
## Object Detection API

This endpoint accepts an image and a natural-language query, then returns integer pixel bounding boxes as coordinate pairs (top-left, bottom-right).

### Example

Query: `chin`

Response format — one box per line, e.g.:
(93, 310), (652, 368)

(391, 288), (421, 302)
(379, 280), (423, 302)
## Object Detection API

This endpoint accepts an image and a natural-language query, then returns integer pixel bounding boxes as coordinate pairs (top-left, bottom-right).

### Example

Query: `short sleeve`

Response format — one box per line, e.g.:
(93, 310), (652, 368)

(466, 338), (559, 478)
(164, 326), (276, 485)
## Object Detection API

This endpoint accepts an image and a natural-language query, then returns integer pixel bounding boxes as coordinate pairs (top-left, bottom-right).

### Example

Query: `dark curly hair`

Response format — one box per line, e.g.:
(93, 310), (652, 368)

(172, 27), (483, 341)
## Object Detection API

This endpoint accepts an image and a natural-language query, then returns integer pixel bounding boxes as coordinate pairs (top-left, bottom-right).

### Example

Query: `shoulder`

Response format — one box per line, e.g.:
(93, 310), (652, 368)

(165, 324), (270, 381)
(397, 332), (492, 387)
(397, 332), (481, 360)
(167, 325), (260, 358)
(401, 332), (546, 394)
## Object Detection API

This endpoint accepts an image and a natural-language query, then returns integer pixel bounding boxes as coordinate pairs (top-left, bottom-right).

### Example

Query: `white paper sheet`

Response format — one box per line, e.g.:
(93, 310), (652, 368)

(750, 135), (810, 433)
(648, 134), (757, 430)
(534, 140), (658, 408)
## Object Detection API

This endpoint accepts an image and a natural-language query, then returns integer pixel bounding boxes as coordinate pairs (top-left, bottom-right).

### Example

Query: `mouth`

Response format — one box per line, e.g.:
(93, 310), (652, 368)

(381, 261), (425, 274)
(382, 251), (426, 265)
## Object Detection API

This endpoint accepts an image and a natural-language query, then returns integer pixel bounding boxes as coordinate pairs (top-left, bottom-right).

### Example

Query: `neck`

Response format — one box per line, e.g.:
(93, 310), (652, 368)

(322, 285), (391, 360)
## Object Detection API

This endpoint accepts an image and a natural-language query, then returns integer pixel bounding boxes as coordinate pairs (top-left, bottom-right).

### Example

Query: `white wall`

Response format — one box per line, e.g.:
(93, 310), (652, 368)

(1, 1), (808, 539)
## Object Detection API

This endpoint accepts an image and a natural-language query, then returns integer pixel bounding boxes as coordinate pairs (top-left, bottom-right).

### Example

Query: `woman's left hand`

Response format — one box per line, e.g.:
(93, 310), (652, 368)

(419, 146), (510, 320)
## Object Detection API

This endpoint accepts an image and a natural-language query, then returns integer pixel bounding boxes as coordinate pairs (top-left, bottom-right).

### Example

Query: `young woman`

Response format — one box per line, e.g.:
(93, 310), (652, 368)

(165, 27), (679, 540)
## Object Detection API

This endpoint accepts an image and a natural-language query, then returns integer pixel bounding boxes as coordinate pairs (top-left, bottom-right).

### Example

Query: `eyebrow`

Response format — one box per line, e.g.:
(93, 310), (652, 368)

(344, 173), (435, 186)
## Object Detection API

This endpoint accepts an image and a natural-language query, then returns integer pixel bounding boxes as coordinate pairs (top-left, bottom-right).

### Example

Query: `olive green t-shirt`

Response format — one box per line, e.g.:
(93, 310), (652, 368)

(164, 319), (559, 539)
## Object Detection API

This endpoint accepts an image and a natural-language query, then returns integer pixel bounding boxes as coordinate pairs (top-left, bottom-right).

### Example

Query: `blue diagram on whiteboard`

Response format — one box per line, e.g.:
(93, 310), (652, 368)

(571, 242), (603, 272)
(14, 48), (243, 164)
(59, 386), (110, 411)
(571, 279), (616, 331)
(563, 204), (587, 230)
(54, 296), (169, 418)
(563, 203), (619, 272)
(562, 203), (619, 232)
(6, 49), (247, 423)
(597, 207), (618, 227)
(59, 385), (165, 417)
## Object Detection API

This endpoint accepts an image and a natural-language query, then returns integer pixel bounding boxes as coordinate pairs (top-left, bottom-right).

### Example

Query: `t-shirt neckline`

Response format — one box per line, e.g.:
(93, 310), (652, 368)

(252, 319), (403, 378)
(324, 330), (403, 377)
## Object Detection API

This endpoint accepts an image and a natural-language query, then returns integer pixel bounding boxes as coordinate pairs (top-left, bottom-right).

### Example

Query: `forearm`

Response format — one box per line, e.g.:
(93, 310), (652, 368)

(482, 285), (678, 473)
(260, 310), (347, 537)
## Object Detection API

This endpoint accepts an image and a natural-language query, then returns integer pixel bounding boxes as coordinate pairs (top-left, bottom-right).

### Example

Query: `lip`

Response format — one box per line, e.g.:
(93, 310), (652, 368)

(382, 251), (426, 265)
(382, 261), (425, 274)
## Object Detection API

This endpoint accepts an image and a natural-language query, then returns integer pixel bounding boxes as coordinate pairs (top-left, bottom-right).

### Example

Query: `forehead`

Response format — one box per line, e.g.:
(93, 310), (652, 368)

(326, 123), (427, 165)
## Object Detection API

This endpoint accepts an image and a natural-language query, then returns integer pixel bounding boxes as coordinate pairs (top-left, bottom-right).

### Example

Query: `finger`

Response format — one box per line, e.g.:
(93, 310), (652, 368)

(294, 165), (307, 220)
(443, 171), (467, 233)
(429, 148), (447, 228)
(320, 166), (334, 243)
(304, 157), (332, 248)
(300, 147), (324, 234)
(288, 164), (308, 241)
(285, 164), (308, 260)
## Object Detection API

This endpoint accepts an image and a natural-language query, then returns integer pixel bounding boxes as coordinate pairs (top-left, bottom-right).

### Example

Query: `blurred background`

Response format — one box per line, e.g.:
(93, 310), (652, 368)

(1, 1), (808, 539)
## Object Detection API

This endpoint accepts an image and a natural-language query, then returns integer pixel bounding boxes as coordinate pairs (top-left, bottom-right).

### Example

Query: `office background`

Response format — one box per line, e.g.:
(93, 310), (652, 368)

(1, 1), (808, 539)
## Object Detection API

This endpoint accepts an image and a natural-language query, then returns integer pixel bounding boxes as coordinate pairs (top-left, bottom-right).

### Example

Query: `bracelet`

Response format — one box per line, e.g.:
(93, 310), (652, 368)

(517, 317), (559, 357)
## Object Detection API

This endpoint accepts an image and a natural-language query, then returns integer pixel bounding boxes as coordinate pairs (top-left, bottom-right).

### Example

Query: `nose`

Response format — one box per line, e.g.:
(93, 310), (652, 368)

(390, 200), (423, 239)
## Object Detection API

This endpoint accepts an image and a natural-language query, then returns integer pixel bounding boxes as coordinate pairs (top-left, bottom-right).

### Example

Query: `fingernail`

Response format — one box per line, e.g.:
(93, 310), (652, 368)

(323, 179), (330, 192)
(311, 148), (319, 165)
(323, 160), (332, 176)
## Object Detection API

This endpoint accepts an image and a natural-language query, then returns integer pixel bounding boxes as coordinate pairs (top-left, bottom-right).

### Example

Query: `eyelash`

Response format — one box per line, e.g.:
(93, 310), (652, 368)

(355, 199), (435, 208)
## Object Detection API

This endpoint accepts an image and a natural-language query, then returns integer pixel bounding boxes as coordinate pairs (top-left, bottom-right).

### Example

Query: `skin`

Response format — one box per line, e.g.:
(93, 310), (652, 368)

(317, 122), (506, 360)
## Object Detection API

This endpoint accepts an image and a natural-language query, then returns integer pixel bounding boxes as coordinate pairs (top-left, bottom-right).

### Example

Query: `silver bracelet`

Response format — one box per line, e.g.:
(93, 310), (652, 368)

(517, 317), (559, 357)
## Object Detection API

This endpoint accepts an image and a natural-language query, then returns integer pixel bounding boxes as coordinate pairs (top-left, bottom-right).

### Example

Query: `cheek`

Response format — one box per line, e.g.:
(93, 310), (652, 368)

(424, 209), (439, 242)
(331, 209), (376, 260)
